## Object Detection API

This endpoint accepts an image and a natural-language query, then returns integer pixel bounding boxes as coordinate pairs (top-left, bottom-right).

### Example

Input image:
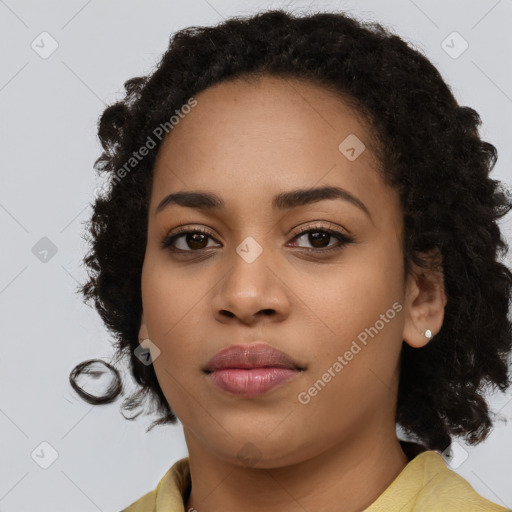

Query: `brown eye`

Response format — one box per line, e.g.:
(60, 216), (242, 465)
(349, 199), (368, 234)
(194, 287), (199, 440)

(183, 232), (209, 250)
(161, 227), (220, 252)
(288, 226), (354, 253)
(301, 231), (332, 249)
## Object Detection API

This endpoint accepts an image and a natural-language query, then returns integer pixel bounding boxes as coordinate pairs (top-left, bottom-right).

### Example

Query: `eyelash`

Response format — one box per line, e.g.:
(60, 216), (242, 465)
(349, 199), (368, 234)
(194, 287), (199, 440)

(160, 223), (355, 256)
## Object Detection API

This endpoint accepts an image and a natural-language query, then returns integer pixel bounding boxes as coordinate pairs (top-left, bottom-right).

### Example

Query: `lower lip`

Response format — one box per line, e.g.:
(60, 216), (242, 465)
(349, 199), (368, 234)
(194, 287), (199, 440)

(207, 367), (300, 397)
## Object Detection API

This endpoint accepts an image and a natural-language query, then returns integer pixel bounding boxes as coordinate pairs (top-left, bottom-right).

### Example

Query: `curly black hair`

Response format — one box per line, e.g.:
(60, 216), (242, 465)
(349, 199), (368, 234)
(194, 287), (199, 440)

(70, 8), (512, 453)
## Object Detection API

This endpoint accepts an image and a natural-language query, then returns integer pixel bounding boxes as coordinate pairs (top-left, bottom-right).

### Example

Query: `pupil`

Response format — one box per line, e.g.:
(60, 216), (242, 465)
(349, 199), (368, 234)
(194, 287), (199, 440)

(310, 232), (329, 248)
(188, 233), (207, 249)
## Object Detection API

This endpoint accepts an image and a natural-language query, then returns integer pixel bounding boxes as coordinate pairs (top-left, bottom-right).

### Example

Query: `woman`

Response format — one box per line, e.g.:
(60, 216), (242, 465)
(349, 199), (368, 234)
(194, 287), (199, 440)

(70, 8), (512, 511)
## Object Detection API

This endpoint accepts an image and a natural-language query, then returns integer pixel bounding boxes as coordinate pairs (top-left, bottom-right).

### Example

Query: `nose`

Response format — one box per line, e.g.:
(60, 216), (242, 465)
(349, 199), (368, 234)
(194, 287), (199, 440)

(211, 245), (291, 326)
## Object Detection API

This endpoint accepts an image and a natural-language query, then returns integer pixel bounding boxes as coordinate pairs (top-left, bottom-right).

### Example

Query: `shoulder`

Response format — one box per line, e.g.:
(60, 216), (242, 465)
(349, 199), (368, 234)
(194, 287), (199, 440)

(365, 451), (509, 512)
(417, 452), (508, 511)
(120, 457), (191, 512)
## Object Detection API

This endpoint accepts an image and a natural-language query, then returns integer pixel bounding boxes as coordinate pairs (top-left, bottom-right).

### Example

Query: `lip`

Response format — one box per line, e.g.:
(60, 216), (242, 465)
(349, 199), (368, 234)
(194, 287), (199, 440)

(204, 343), (303, 371)
(204, 343), (304, 397)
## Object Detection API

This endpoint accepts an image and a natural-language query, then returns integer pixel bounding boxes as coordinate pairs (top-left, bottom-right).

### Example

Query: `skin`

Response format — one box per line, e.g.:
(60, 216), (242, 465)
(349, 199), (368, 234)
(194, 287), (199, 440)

(138, 75), (447, 512)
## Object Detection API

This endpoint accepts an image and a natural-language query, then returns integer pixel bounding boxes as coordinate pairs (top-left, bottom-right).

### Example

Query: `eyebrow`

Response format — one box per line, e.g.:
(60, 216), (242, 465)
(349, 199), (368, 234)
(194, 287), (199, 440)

(155, 185), (372, 220)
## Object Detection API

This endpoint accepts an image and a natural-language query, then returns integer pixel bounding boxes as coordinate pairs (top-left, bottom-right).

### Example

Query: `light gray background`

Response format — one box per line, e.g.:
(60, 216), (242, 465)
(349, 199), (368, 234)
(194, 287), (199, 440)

(1, 0), (511, 510)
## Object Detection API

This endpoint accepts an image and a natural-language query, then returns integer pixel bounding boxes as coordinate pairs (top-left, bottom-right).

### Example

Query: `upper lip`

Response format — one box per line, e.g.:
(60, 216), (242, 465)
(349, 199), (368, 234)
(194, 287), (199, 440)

(204, 343), (304, 372)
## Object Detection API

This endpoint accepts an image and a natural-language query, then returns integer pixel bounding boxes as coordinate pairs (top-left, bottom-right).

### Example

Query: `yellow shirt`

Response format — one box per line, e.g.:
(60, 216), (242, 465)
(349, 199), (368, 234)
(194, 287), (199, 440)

(121, 451), (509, 511)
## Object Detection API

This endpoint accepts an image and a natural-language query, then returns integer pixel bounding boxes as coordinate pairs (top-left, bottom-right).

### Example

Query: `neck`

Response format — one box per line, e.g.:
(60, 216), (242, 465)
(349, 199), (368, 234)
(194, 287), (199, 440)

(184, 427), (410, 512)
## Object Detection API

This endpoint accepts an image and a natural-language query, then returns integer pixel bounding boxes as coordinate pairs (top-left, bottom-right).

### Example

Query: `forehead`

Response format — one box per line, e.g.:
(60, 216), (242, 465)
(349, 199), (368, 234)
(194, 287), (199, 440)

(150, 75), (388, 216)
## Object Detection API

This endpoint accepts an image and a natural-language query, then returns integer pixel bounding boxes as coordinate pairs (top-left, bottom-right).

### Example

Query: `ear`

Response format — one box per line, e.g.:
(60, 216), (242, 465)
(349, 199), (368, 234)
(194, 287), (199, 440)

(138, 311), (149, 345)
(402, 248), (447, 348)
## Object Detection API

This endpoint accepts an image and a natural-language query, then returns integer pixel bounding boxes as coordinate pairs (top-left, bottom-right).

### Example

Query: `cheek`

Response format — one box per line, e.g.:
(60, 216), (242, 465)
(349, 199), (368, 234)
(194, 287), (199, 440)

(140, 256), (210, 383)
(306, 247), (404, 344)
(140, 260), (205, 417)
(141, 251), (208, 335)
(299, 238), (405, 397)
(297, 286), (404, 434)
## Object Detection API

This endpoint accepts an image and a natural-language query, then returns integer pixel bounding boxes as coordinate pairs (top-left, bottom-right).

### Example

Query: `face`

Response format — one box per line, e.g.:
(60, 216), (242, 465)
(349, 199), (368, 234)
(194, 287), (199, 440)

(139, 75), (414, 468)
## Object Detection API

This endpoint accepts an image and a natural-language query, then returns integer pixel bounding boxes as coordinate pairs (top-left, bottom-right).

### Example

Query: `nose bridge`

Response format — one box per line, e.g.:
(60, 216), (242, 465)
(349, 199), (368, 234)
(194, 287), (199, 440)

(227, 212), (275, 266)
(213, 229), (287, 321)
(228, 231), (273, 293)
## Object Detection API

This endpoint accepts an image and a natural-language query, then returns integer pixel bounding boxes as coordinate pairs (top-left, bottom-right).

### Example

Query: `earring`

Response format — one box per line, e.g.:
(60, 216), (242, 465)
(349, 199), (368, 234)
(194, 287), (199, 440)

(424, 329), (433, 339)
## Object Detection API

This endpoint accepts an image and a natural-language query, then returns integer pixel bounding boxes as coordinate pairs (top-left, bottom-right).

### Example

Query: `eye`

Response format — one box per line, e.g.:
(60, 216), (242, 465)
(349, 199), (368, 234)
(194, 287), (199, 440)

(161, 223), (355, 255)
(161, 226), (220, 252)
(288, 223), (355, 253)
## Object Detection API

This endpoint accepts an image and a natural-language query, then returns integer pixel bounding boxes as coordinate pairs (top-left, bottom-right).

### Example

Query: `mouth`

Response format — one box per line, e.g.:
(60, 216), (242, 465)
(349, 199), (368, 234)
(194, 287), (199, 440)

(203, 343), (305, 397)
